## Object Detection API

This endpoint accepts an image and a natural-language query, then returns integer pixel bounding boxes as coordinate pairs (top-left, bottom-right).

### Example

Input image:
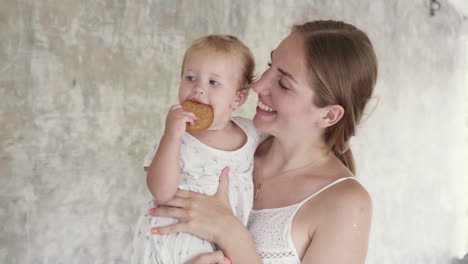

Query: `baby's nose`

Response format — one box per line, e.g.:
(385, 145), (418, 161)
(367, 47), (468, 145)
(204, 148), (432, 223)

(193, 84), (205, 94)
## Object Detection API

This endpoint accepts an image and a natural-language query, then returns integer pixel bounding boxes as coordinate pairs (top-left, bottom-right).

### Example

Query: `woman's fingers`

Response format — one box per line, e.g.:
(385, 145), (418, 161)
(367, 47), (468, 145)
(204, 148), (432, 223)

(150, 205), (187, 219)
(148, 190), (207, 216)
(185, 250), (229, 264)
(174, 188), (197, 198)
(224, 256), (232, 264)
(152, 221), (188, 235)
(148, 170), (235, 243)
(156, 196), (187, 208)
(214, 166), (231, 206)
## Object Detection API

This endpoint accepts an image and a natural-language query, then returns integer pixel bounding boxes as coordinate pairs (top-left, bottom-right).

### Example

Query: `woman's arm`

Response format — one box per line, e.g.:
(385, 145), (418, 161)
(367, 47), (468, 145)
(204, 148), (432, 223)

(302, 181), (372, 264)
(146, 104), (196, 203)
(150, 167), (263, 263)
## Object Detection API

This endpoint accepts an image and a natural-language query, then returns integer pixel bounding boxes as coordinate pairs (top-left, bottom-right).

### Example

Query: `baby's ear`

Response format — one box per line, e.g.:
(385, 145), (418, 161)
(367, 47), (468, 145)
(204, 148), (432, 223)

(231, 89), (249, 109)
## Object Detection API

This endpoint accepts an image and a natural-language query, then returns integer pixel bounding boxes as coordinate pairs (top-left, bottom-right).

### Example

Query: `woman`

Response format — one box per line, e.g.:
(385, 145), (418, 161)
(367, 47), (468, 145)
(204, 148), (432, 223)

(148, 20), (378, 264)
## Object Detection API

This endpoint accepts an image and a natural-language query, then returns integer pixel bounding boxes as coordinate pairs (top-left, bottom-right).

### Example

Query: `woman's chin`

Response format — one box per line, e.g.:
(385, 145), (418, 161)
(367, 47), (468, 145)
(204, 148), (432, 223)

(253, 114), (275, 133)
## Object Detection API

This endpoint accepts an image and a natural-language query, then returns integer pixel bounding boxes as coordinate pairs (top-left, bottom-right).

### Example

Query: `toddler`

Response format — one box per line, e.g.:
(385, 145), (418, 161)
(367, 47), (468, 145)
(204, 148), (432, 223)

(131, 34), (265, 264)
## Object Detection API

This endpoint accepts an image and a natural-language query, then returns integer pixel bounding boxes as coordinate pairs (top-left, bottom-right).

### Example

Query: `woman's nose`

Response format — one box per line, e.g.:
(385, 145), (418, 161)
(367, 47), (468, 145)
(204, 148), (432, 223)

(252, 71), (270, 95)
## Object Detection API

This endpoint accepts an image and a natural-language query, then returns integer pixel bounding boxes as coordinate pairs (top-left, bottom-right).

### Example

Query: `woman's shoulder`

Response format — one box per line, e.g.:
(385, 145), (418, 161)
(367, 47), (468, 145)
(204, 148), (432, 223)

(298, 172), (371, 218)
(296, 176), (372, 254)
(311, 176), (372, 222)
(330, 177), (371, 208)
(311, 157), (371, 211)
(296, 176), (372, 262)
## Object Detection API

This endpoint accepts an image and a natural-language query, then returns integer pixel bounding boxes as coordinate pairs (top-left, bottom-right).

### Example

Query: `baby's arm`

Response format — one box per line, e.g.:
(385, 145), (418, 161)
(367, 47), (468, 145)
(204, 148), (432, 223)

(146, 104), (196, 203)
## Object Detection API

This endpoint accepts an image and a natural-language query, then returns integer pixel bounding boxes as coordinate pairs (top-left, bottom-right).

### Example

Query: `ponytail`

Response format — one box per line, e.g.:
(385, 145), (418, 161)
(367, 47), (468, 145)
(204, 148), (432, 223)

(293, 20), (378, 175)
(333, 148), (355, 175)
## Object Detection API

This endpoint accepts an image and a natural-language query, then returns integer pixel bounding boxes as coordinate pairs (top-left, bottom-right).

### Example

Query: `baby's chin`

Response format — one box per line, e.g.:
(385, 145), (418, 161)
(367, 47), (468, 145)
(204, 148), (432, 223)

(206, 116), (236, 131)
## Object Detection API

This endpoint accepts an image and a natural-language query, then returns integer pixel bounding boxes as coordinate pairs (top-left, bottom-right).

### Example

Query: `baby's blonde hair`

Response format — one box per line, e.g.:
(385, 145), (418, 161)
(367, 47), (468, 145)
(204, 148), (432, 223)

(181, 34), (255, 90)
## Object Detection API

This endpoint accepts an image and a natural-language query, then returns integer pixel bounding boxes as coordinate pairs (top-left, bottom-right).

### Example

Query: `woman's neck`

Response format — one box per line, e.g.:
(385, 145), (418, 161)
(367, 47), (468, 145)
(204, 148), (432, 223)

(263, 135), (331, 174)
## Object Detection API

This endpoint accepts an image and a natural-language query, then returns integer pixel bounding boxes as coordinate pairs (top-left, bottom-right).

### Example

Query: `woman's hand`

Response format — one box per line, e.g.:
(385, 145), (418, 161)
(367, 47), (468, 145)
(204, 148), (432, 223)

(186, 251), (232, 264)
(149, 166), (236, 243)
(149, 166), (261, 263)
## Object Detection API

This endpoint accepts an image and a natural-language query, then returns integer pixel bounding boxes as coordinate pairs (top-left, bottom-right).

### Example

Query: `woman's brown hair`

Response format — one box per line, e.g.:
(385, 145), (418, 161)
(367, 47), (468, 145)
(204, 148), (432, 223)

(293, 20), (378, 174)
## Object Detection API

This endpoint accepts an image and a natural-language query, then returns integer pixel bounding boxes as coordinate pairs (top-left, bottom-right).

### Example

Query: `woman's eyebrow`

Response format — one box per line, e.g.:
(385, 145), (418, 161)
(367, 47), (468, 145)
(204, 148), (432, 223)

(278, 68), (297, 84)
(271, 50), (298, 84)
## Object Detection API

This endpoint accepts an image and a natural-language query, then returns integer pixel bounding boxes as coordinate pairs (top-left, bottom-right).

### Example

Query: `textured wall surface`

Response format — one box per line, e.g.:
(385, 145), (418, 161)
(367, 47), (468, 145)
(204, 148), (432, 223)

(0, 0), (466, 263)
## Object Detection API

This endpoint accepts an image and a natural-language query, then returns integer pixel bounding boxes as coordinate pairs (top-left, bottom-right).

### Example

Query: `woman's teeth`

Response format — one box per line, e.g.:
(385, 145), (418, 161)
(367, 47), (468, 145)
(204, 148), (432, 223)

(257, 101), (276, 112)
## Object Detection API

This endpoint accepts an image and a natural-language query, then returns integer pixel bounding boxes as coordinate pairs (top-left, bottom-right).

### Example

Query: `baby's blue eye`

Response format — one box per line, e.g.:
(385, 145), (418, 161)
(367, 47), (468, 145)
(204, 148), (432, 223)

(186, 76), (196, 81)
(209, 80), (220, 86)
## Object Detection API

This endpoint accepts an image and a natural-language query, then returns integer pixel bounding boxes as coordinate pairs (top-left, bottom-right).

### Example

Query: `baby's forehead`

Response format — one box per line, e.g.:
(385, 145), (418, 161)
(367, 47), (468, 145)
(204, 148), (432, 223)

(183, 53), (242, 77)
(186, 46), (240, 59)
(183, 48), (244, 70)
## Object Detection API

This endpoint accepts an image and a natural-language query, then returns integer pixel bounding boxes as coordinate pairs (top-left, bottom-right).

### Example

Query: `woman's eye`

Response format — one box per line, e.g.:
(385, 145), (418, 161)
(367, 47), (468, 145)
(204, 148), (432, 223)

(278, 80), (290, 90)
(209, 80), (220, 86)
(267, 62), (272, 67)
(186, 76), (196, 81)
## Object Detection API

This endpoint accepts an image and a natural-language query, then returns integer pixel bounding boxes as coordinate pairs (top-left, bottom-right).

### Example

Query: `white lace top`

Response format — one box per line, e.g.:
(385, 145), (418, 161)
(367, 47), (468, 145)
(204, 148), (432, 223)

(247, 177), (357, 264)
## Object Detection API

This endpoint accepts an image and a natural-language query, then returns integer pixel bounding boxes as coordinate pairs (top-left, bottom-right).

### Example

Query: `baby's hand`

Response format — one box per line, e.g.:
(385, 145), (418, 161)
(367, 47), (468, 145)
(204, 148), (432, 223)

(164, 104), (197, 139)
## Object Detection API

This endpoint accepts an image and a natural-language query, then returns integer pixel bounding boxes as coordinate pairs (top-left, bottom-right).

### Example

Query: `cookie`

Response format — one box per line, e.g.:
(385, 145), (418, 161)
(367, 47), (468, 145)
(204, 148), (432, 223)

(181, 100), (214, 133)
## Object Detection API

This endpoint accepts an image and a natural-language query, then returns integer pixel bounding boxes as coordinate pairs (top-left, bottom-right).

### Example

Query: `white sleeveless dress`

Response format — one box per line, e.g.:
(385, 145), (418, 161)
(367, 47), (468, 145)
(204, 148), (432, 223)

(247, 177), (358, 264)
(131, 117), (266, 264)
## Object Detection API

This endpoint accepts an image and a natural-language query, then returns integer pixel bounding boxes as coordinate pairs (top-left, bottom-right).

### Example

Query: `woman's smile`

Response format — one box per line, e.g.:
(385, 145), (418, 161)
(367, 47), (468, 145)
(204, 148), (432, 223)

(256, 100), (277, 114)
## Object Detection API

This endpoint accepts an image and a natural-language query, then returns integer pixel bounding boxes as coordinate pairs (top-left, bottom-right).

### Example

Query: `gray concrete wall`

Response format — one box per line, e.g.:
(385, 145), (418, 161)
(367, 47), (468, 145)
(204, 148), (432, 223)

(0, 0), (466, 263)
